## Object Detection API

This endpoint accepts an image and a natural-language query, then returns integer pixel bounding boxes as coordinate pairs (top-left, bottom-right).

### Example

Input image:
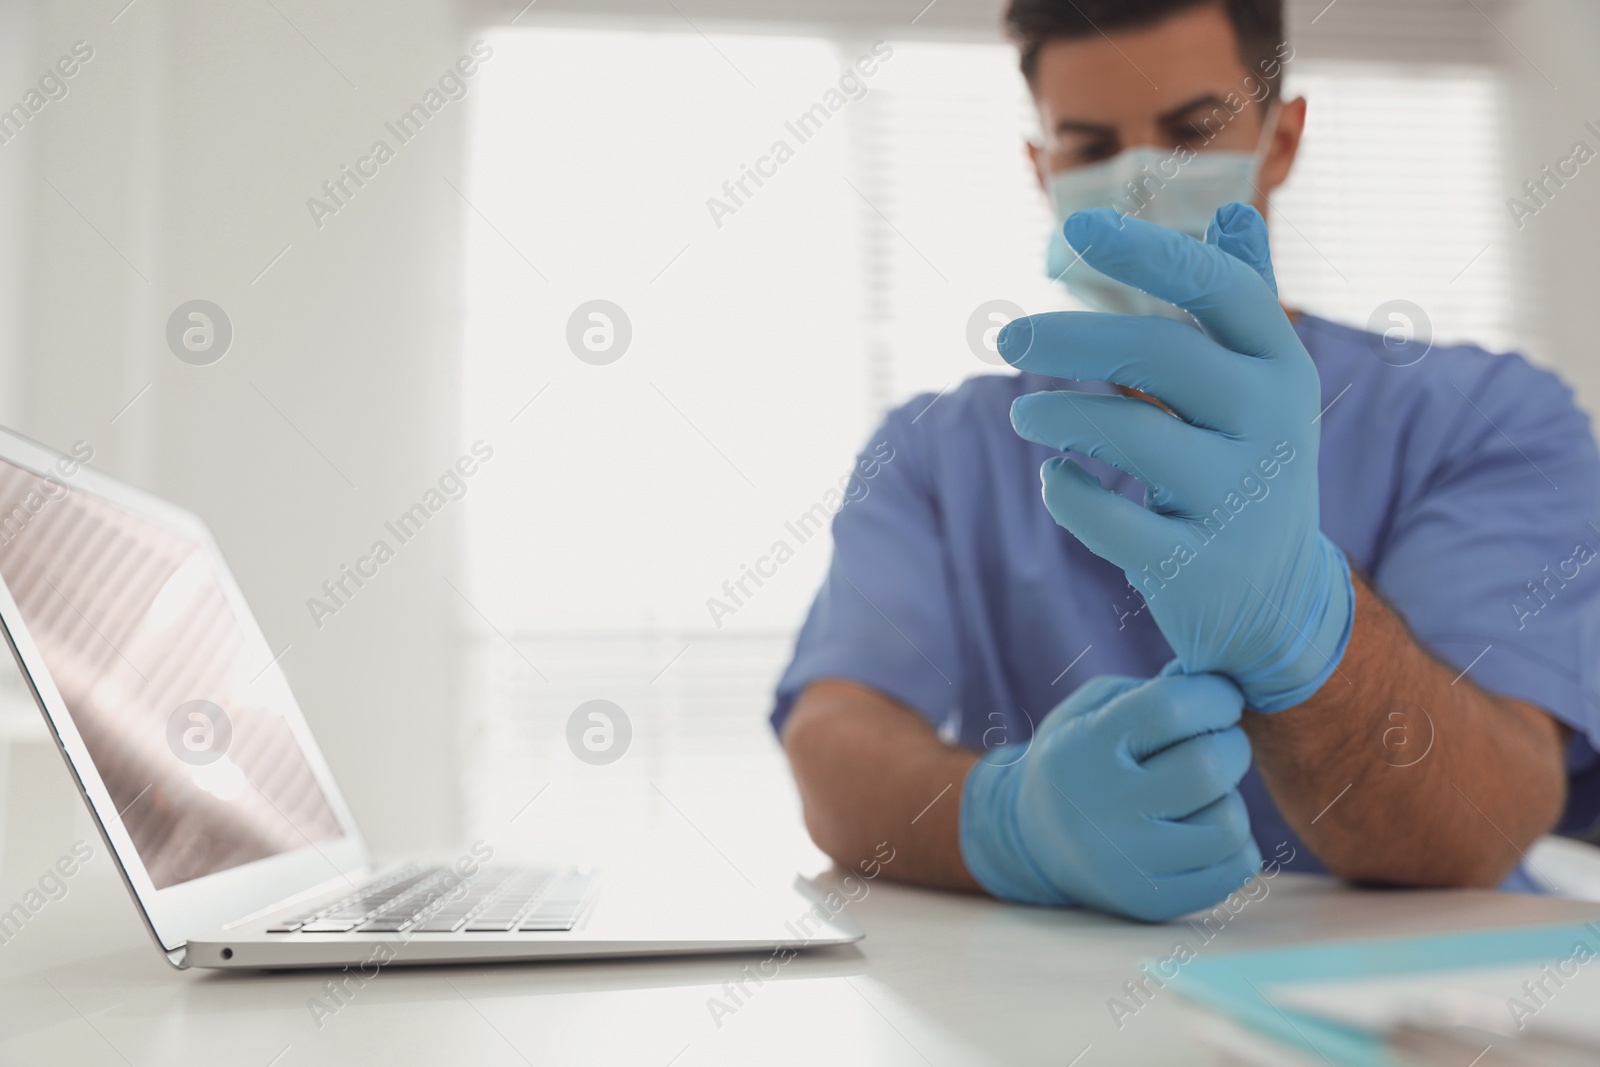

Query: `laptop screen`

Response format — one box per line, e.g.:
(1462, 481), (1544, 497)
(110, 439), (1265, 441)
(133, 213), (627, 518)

(0, 456), (342, 889)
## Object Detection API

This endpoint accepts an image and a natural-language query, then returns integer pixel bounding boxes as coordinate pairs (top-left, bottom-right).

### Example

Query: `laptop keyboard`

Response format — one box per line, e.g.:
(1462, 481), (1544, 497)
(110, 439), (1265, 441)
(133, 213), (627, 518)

(266, 865), (595, 935)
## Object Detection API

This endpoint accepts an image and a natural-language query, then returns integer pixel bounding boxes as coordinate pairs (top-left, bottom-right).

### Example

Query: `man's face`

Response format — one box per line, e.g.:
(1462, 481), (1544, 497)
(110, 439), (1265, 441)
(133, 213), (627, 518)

(1025, 3), (1305, 215)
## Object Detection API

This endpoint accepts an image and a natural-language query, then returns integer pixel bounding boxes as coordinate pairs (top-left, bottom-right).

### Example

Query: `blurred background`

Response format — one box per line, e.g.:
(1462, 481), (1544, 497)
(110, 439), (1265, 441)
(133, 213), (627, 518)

(0, 0), (1597, 881)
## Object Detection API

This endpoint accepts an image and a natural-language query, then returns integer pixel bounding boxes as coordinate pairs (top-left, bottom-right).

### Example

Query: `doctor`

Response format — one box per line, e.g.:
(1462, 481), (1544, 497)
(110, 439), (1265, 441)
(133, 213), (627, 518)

(772, 0), (1600, 920)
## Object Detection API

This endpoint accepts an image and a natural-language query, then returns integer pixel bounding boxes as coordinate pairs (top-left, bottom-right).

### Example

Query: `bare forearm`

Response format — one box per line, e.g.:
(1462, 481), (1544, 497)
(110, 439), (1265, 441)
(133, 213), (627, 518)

(782, 680), (981, 892)
(1244, 573), (1568, 887)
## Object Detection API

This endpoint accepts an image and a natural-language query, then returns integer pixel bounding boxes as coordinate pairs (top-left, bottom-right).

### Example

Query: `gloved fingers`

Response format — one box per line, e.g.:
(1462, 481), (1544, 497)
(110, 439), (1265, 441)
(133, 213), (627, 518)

(1030, 674), (1147, 768)
(1062, 207), (1299, 360)
(1036, 456), (1172, 572)
(1052, 674), (1147, 722)
(1012, 390), (1221, 515)
(996, 312), (1245, 433)
(1112, 672), (1246, 762)
(1139, 727), (1253, 819)
(1126, 792), (1255, 875)
(1120, 838), (1263, 923)
(1206, 201), (1277, 297)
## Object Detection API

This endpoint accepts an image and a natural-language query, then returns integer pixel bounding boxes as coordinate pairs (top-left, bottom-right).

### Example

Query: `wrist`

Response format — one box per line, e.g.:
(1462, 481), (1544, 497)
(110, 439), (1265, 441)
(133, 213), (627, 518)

(958, 750), (1071, 905)
(1239, 536), (1355, 712)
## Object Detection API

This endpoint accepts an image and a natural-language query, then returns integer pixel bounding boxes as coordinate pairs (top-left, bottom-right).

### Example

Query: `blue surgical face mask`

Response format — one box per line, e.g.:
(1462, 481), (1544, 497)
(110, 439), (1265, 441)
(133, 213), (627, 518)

(1043, 107), (1278, 318)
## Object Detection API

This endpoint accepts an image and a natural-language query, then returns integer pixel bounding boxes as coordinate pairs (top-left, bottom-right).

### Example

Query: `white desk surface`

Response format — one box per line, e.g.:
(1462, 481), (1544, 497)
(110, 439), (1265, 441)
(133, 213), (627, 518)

(4, 852), (1600, 1067)
(4, 695), (1595, 1066)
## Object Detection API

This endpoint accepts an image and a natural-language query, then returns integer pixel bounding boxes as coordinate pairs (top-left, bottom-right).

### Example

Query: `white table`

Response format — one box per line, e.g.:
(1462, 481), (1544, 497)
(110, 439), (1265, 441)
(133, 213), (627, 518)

(4, 844), (1600, 1066)
(6, 648), (1597, 1067)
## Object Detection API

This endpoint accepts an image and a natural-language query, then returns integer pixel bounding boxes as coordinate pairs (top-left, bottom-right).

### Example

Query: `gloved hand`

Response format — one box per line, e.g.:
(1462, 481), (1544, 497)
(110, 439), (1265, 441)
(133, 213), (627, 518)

(960, 670), (1260, 921)
(998, 203), (1354, 712)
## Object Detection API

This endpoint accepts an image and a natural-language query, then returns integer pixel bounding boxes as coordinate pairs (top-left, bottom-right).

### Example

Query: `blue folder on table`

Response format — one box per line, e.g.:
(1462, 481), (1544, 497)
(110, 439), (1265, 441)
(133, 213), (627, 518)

(1168, 920), (1600, 1066)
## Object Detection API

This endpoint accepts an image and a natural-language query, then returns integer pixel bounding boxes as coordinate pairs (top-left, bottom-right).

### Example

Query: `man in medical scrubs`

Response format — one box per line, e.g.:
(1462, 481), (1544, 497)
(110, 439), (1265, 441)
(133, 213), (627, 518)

(773, 0), (1600, 920)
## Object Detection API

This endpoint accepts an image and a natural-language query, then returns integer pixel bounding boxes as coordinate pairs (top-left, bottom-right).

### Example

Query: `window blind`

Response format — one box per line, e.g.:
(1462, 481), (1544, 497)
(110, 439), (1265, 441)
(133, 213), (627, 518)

(458, 27), (1514, 831)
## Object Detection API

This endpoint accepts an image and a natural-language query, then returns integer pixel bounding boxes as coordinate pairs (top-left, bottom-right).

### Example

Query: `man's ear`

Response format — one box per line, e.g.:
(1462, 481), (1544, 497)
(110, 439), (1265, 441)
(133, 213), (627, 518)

(1026, 140), (1048, 194)
(1256, 95), (1307, 199)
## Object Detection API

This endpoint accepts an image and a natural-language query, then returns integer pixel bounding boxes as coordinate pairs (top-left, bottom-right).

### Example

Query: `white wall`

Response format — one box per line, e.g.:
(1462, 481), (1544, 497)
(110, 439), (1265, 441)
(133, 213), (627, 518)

(1, 0), (472, 856)
(0, 0), (33, 428)
(1500, 0), (1600, 415)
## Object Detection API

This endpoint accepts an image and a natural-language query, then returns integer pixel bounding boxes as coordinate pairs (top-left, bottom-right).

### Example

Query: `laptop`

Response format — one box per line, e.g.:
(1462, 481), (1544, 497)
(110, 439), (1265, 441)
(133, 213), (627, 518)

(0, 426), (860, 969)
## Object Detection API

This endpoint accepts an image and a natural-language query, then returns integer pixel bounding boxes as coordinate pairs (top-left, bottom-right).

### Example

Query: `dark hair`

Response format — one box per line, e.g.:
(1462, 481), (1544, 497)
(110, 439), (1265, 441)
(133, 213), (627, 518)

(1004, 0), (1286, 100)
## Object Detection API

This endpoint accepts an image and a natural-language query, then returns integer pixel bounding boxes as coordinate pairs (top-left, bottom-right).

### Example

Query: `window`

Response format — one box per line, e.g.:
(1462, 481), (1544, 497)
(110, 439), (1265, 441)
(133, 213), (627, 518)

(1270, 62), (1512, 353)
(458, 29), (1513, 830)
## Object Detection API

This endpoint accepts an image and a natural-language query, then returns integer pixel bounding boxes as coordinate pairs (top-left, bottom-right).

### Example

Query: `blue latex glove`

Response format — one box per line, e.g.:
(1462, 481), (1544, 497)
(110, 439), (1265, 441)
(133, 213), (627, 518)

(960, 675), (1260, 921)
(998, 203), (1354, 712)
(960, 670), (1260, 921)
